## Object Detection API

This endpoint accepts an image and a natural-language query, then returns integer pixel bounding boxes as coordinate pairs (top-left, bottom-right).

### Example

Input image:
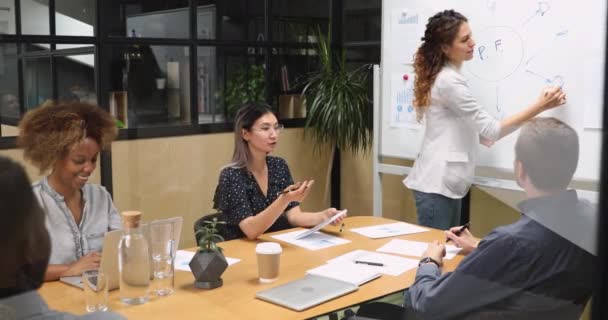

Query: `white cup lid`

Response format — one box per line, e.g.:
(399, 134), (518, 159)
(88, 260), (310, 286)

(256, 242), (282, 254)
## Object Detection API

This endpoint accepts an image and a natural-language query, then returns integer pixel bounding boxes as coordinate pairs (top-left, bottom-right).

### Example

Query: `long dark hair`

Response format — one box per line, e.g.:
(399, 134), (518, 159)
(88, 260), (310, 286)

(227, 102), (274, 169)
(0, 157), (43, 239)
(413, 10), (468, 121)
(0, 156), (50, 295)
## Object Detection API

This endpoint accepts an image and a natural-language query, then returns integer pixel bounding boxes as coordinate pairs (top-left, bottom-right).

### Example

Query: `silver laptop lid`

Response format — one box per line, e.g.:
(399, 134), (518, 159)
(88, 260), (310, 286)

(255, 275), (358, 311)
(60, 216), (184, 290)
(59, 229), (122, 290)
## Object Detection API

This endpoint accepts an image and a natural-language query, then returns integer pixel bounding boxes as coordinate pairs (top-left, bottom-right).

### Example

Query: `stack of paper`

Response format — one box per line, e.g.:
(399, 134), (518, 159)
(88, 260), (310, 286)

(271, 230), (351, 251)
(376, 239), (462, 259)
(174, 250), (240, 272)
(350, 222), (429, 238)
(326, 250), (419, 276)
(306, 261), (381, 286)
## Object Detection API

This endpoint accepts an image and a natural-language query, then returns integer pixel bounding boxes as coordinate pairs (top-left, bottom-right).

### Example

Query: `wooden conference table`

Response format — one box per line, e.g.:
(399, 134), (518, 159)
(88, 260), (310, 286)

(39, 216), (465, 320)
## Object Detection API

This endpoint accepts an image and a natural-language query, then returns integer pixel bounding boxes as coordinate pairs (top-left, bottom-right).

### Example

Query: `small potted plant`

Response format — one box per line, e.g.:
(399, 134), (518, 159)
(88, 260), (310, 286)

(190, 217), (228, 289)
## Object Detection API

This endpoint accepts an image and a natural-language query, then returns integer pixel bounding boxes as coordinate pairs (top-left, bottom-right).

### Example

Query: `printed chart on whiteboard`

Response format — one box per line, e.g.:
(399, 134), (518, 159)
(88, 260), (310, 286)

(390, 73), (420, 129)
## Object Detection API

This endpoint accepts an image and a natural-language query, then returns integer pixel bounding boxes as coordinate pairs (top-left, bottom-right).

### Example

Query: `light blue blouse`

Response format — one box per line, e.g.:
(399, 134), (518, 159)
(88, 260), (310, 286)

(32, 177), (121, 265)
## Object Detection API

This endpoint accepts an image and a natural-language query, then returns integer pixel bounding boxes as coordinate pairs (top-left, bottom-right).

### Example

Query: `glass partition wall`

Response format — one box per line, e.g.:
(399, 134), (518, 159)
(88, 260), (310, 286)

(0, 0), (339, 138)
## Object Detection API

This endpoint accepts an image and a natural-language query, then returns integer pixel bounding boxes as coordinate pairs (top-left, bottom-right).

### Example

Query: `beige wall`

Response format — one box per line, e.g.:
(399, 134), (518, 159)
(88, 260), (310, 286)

(0, 148), (101, 184)
(1, 124), (19, 137)
(111, 128), (331, 249)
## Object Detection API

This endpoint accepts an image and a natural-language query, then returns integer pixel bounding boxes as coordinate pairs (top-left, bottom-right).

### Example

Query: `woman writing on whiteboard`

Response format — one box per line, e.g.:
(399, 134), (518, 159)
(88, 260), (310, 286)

(404, 10), (566, 229)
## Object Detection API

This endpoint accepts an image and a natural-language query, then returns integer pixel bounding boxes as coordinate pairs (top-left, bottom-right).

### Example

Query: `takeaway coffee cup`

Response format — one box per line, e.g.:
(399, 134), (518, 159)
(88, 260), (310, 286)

(256, 242), (282, 283)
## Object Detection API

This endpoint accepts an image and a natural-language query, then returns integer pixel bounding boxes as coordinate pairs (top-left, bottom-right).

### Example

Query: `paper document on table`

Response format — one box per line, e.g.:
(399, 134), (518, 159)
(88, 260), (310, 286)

(294, 209), (347, 239)
(306, 261), (381, 286)
(326, 250), (419, 276)
(272, 230), (351, 251)
(175, 250), (240, 272)
(377, 239), (462, 260)
(350, 222), (429, 238)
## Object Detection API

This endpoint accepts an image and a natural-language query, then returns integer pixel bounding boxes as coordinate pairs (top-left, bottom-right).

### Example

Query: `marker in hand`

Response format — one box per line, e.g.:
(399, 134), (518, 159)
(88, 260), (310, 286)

(446, 222), (471, 243)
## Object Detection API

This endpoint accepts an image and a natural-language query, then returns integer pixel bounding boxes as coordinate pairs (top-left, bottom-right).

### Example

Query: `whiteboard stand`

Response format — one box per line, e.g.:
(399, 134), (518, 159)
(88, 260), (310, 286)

(372, 64), (382, 217)
(373, 64), (416, 216)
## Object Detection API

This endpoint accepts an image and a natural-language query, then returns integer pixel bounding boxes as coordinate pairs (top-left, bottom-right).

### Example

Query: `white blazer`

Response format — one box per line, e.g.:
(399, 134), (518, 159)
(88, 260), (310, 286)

(404, 63), (501, 199)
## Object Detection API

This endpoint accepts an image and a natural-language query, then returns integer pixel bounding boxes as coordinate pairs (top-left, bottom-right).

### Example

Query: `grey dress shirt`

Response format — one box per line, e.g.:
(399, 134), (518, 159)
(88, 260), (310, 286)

(32, 177), (122, 265)
(0, 291), (124, 319)
(408, 190), (596, 320)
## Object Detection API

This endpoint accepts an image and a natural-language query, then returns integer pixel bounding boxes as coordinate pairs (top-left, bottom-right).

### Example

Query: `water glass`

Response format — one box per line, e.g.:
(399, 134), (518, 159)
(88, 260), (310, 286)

(150, 222), (175, 296)
(82, 269), (109, 312)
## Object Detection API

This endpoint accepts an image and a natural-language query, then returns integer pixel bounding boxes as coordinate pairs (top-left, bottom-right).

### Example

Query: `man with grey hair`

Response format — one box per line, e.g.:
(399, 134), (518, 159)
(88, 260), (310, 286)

(356, 117), (596, 320)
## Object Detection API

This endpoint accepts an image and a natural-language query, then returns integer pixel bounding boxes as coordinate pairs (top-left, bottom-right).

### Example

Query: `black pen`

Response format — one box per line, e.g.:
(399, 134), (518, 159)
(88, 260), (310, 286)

(277, 182), (308, 195)
(446, 222), (471, 243)
(277, 188), (297, 195)
(354, 260), (384, 267)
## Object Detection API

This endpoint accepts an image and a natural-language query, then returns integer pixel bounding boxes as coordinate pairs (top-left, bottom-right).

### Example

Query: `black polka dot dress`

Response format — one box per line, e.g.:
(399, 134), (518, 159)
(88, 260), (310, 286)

(212, 156), (299, 240)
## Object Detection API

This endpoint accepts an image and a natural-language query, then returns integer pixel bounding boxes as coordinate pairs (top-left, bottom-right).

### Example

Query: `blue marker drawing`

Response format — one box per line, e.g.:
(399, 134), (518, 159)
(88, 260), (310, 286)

(522, 1), (551, 27)
(487, 0), (497, 15)
(378, 227), (400, 234)
(525, 70), (565, 88)
(526, 29), (568, 66)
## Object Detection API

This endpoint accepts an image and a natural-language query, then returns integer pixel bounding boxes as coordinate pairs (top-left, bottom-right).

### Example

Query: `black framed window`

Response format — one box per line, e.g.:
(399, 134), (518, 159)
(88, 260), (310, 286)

(56, 53), (95, 103)
(21, 0), (50, 35)
(0, 0), (16, 34)
(0, 0), (377, 140)
(271, 0), (330, 43)
(0, 43), (20, 135)
(104, 44), (191, 128)
(216, 0), (264, 41)
(342, 0), (380, 43)
(220, 46), (266, 121)
(55, 0), (95, 36)
(106, 1), (189, 38)
(23, 55), (52, 108)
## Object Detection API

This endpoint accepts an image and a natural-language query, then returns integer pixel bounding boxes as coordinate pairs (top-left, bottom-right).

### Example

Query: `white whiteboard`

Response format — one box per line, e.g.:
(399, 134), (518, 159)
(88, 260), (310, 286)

(380, 0), (605, 182)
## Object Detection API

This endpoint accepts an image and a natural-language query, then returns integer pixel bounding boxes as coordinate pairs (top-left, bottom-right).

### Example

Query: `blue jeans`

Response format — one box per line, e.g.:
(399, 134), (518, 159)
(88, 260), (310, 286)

(412, 190), (462, 230)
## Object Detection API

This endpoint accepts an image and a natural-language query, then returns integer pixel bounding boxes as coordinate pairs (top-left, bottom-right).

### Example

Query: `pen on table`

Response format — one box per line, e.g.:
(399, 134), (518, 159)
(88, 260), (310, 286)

(354, 260), (384, 267)
(446, 222), (471, 243)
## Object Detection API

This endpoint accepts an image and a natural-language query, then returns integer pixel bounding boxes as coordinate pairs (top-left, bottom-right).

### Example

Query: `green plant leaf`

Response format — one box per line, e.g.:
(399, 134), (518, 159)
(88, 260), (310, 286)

(301, 33), (372, 155)
(196, 216), (226, 253)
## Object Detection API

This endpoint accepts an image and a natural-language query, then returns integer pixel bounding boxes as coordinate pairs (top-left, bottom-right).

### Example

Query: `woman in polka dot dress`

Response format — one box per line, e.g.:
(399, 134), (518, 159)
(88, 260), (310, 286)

(212, 102), (346, 240)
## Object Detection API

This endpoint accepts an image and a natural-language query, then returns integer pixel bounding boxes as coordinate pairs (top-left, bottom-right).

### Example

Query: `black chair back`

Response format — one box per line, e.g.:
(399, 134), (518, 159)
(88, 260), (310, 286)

(194, 212), (229, 245)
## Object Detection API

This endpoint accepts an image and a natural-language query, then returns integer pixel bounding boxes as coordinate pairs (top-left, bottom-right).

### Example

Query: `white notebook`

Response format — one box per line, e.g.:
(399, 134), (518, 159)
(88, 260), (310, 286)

(306, 261), (381, 286)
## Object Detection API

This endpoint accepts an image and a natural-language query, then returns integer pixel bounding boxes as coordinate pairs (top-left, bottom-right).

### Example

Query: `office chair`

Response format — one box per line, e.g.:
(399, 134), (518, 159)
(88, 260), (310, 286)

(193, 212), (231, 244)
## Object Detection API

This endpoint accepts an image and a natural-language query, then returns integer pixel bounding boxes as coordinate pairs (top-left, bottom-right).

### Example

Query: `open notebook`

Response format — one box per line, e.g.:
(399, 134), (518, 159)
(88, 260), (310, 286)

(306, 261), (381, 286)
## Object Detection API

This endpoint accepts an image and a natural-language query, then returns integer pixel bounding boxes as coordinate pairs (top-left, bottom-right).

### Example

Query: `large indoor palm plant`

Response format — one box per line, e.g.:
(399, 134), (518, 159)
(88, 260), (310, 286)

(301, 28), (372, 205)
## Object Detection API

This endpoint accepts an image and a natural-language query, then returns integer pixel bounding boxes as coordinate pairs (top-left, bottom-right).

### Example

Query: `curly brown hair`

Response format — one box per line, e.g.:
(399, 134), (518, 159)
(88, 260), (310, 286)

(18, 101), (118, 173)
(413, 10), (467, 121)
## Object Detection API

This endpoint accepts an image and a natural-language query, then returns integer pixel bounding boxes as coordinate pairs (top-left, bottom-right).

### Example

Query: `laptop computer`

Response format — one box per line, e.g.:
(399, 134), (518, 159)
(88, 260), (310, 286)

(255, 275), (358, 311)
(60, 216), (184, 290)
(60, 229), (122, 290)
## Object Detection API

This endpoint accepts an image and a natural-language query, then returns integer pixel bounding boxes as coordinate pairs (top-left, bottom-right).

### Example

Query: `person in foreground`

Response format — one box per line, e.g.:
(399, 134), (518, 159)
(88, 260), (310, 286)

(404, 10), (567, 229)
(212, 102), (345, 240)
(0, 156), (124, 319)
(18, 101), (121, 281)
(357, 117), (596, 320)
